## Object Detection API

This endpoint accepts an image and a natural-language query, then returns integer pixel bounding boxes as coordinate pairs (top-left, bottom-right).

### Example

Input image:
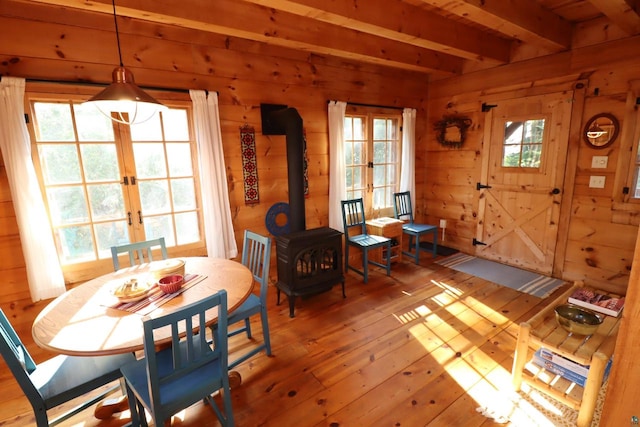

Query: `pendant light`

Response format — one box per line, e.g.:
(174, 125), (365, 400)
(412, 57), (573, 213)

(84, 0), (167, 125)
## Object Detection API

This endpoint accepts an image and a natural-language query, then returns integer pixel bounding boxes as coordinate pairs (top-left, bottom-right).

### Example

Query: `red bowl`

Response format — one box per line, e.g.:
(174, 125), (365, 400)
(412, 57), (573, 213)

(158, 274), (184, 294)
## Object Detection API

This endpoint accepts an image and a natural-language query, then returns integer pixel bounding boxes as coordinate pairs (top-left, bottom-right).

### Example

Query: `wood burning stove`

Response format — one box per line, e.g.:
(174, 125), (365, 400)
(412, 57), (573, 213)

(275, 227), (344, 317)
(261, 104), (345, 317)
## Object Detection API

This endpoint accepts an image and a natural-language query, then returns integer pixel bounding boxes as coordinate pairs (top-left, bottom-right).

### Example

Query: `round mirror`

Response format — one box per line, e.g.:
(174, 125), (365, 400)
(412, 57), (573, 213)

(583, 113), (619, 149)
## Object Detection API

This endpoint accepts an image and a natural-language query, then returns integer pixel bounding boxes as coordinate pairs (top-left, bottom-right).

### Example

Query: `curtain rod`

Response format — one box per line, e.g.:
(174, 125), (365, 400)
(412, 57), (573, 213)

(328, 100), (405, 111)
(25, 78), (194, 95)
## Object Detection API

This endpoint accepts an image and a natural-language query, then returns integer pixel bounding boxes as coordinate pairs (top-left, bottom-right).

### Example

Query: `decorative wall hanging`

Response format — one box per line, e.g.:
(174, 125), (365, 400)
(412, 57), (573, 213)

(265, 202), (290, 236)
(303, 128), (309, 198)
(583, 113), (619, 149)
(240, 124), (260, 205)
(434, 116), (472, 148)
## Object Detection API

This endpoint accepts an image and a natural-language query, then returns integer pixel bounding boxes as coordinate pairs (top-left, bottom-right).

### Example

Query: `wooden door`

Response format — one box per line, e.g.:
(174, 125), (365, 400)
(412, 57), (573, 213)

(476, 92), (572, 274)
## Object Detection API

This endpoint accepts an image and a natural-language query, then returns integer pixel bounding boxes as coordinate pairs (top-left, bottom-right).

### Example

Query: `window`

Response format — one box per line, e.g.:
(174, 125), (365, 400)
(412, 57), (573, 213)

(613, 81), (640, 208)
(344, 107), (402, 217)
(502, 118), (545, 168)
(26, 93), (204, 275)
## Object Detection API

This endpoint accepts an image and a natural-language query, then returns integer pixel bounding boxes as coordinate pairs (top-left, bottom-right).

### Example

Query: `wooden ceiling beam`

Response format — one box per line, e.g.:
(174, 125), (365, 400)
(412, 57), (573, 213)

(22, 0), (463, 76)
(587, 0), (640, 35)
(418, 0), (573, 51)
(243, 0), (511, 64)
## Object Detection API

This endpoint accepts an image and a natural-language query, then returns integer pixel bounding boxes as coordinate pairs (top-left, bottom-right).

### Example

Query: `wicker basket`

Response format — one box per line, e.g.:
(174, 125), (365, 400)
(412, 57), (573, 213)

(149, 258), (186, 281)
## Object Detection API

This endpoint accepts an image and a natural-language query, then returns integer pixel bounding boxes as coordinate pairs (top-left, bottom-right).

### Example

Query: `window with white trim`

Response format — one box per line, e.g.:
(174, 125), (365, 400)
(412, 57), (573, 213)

(344, 106), (402, 217)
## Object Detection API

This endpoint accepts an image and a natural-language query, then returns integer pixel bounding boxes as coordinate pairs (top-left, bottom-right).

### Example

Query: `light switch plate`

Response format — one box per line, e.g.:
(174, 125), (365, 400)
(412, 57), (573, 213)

(589, 176), (606, 188)
(591, 156), (608, 168)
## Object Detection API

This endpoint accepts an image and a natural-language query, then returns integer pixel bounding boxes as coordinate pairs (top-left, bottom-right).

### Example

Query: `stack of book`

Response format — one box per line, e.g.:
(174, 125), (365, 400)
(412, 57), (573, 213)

(567, 286), (625, 317)
(531, 348), (613, 387)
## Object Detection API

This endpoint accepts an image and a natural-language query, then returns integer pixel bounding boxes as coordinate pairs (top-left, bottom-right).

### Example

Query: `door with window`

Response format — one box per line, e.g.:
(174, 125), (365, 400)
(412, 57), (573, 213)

(344, 107), (401, 218)
(476, 92), (572, 274)
(27, 95), (204, 279)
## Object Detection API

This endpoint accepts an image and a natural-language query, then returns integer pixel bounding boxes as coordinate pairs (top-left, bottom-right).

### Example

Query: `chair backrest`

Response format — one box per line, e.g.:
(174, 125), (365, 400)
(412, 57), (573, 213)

(0, 309), (42, 408)
(341, 198), (368, 236)
(241, 230), (272, 302)
(394, 191), (415, 223)
(141, 290), (229, 414)
(110, 237), (168, 270)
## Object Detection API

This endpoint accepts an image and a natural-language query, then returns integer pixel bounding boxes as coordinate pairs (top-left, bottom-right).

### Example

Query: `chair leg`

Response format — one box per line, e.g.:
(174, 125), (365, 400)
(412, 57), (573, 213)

(244, 318), (252, 339)
(385, 241), (391, 276)
(431, 229), (438, 258)
(413, 234), (421, 264)
(261, 307), (272, 356)
(362, 248), (369, 283)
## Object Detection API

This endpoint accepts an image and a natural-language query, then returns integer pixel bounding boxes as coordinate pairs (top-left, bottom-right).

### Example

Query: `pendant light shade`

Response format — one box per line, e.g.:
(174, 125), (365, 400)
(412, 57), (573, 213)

(84, 0), (167, 125)
(586, 121), (607, 139)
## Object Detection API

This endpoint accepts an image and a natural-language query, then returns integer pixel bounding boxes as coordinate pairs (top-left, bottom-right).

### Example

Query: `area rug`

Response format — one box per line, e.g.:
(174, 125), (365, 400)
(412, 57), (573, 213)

(435, 253), (565, 298)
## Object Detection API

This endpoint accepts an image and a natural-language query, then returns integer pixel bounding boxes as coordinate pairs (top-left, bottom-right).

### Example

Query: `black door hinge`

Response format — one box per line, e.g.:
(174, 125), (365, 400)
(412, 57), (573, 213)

(473, 238), (487, 246)
(477, 182), (492, 190)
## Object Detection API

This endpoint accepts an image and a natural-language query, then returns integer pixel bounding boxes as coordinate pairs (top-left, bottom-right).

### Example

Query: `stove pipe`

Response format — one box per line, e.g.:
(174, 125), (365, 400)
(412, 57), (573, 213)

(266, 106), (306, 233)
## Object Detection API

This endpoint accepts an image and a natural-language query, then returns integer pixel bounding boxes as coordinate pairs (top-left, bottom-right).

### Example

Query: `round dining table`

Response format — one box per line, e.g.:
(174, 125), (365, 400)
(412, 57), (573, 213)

(32, 257), (254, 357)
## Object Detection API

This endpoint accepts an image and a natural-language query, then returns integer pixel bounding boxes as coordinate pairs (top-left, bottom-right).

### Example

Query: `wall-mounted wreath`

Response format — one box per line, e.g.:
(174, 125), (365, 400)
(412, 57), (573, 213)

(434, 116), (472, 148)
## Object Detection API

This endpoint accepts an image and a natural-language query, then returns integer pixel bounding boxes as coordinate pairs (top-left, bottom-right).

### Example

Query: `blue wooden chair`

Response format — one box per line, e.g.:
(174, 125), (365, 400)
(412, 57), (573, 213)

(120, 290), (234, 427)
(0, 308), (135, 427)
(341, 198), (392, 283)
(110, 237), (168, 270)
(223, 230), (272, 369)
(393, 191), (438, 264)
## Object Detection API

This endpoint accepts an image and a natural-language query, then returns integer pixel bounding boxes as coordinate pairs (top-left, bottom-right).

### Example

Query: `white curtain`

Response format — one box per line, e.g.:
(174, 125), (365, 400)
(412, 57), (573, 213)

(189, 90), (238, 259)
(0, 77), (65, 301)
(328, 100), (347, 231)
(399, 108), (417, 207)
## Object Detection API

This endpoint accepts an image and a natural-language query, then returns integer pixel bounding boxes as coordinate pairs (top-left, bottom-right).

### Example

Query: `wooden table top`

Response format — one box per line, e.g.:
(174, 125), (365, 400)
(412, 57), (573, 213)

(32, 257), (254, 356)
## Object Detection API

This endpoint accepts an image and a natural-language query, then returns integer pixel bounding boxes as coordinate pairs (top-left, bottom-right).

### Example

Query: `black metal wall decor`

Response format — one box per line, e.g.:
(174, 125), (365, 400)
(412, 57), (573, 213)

(434, 116), (472, 148)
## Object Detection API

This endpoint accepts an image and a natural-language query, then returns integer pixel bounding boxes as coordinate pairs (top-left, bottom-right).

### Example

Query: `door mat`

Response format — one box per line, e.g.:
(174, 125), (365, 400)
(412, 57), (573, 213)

(435, 253), (565, 298)
(417, 241), (459, 257)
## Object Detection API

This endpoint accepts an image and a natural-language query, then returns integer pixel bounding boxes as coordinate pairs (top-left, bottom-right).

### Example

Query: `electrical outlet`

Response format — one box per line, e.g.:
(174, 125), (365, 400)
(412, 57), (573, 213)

(439, 219), (447, 228)
(589, 176), (606, 188)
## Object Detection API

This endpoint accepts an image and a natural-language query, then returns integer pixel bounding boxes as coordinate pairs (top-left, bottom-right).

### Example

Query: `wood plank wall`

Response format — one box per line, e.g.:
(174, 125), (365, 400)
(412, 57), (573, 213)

(424, 38), (640, 296)
(0, 1), (429, 366)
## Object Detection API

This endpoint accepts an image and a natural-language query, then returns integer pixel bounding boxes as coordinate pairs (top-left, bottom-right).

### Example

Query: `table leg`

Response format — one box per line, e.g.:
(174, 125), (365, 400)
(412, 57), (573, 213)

(512, 322), (531, 391)
(577, 351), (607, 427)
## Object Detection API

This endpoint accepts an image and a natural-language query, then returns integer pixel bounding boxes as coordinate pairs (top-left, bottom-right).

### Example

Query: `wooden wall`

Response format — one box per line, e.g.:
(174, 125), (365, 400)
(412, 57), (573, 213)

(423, 36), (640, 296)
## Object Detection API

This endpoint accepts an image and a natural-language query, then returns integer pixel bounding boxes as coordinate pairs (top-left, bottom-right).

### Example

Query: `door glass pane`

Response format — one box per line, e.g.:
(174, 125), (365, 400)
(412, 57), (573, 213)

(33, 102), (74, 141)
(38, 144), (82, 184)
(139, 180), (170, 213)
(163, 109), (190, 141)
(175, 212), (200, 244)
(167, 143), (193, 176)
(171, 178), (196, 210)
(130, 114), (163, 141)
(144, 215), (174, 245)
(94, 221), (129, 257)
(47, 187), (89, 225)
(87, 183), (125, 220)
(73, 103), (115, 141)
(502, 119), (545, 168)
(134, 143), (167, 179)
(56, 225), (94, 262)
(80, 144), (120, 182)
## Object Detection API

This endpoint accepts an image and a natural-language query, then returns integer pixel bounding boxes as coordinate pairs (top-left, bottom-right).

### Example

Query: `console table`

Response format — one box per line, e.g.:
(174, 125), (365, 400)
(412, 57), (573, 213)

(511, 283), (621, 427)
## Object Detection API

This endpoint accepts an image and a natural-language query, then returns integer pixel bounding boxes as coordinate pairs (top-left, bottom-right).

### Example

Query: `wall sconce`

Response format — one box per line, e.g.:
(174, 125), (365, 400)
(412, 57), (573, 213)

(84, 0), (167, 125)
(583, 113), (619, 149)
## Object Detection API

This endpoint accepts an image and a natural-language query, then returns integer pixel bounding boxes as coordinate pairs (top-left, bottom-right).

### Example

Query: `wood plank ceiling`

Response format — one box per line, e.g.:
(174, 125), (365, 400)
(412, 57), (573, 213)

(11, 0), (640, 79)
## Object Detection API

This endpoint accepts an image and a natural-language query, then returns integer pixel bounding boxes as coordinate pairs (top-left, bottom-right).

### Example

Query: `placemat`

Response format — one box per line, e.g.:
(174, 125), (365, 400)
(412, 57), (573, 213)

(106, 273), (206, 316)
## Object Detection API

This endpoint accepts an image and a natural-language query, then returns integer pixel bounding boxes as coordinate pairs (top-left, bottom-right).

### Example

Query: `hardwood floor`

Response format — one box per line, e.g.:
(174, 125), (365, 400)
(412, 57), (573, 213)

(0, 256), (573, 427)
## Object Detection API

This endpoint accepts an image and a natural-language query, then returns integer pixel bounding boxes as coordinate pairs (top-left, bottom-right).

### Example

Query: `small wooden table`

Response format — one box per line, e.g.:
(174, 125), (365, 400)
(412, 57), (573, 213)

(32, 257), (254, 357)
(366, 217), (403, 264)
(511, 283), (621, 427)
